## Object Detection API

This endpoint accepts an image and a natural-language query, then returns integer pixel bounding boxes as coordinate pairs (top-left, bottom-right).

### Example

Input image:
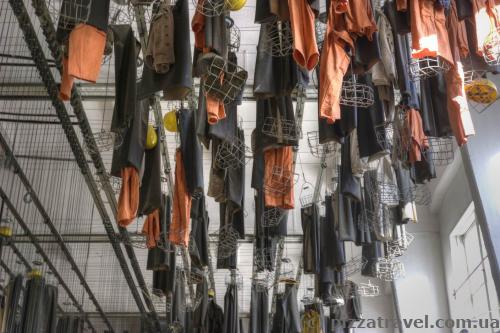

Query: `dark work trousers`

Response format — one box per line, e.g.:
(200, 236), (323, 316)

(223, 283), (240, 333)
(172, 271), (186, 327)
(42, 285), (58, 333)
(110, 25), (137, 133)
(192, 278), (209, 332)
(343, 281), (363, 321)
(352, 33), (381, 74)
(21, 277), (46, 333)
(190, 195), (210, 269)
(249, 284), (269, 333)
(301, 203), (321, 274)
(179, 108), (204, 195)
(340, 135), (361, 201)
(110, 99), (149, 177)
(419, 73), (452, 137)
(56, 0), (110, 43)
(362, 240), (384, 277)
(217, 202), (239, 270)
(205, 299), (224, 333)
(139, 128), (162, 215)
(271, 284), (301, 333)
(3, 275), (25, 333)
(138, 0), (192, 100)
(411, 149), (437, 184)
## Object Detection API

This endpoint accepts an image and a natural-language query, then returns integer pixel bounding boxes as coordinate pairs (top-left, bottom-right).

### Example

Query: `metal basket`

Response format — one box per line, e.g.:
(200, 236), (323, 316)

(263, 166), (293, 195)
(427, 136), (454, 166)
(203, 55), (248, 104)
(375, 122), (394, 151)
(409, 56), (450, 80)
(225, 270), (244, 289)
(261, 20), (294, 57)
(216, 224), (239, 259)
(483, 27), (500, 66)
(84, 130), (122, 155)
(254, 247), (275, 271)
(214, 136), (248, 170)
(227, 17), (241, 52)
(463, 70), (487, 85)
(192, 0), (226, 17)
(262, 207), (285, 228)
(357, 280), (380, 297)
(344, 255), (368, 277)
(376, 258), (405, 281)
(340, 77), (375, 108)
(315, 19), (326, 50)
(94, 171), (122, 194)
(306, 131), (341, 158)
(299, 182), (316, 208)
(57, 0), (93, 32)
(262, 116), (300, 141)
(399, 182), (432, 206)
(279, 257), (295, 280)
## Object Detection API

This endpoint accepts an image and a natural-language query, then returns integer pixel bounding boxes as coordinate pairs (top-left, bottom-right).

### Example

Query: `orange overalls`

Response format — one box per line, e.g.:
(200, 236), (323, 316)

(118, 166), (140, 227)
(169, 149), (192, 247)
(405, 109), (429, 163)
(288, 0), (320, 70)
(263, 146), (295, 209)
(142, 209), (160, 249)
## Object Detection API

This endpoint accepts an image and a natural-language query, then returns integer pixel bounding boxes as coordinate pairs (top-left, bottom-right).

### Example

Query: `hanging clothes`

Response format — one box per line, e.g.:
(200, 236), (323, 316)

(142, 209), (160, 248)
(249, 284), (269, 333)
(419, 73), (453, 137)
(1, 275), (24, 333)
(301, 203), (322, 274)
(21, 277), (46, 333)
(404, 108), (429, 164)
(204, 298), (224, 333)
(179, 108), (205, 196)
(223, 283), (240, 333)
(117, 166), (140, 227)
(263, 146), (295, 209)
(109, 25), (138, 133)
(138, 0), (193, 100)
(371, 10), (397, 86)
(192, 278), (209, 332)
(288, 0), (320, 70)
(170, 149), (192, 246)
(139, 128), (162, 215)
(145, 2), (175, 74)
(190, 195), (210, 269)
(171, 271), (186, 329)
(271, 284), (301, 333)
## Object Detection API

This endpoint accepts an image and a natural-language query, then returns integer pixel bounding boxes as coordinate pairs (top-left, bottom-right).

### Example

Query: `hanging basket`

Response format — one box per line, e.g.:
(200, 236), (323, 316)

(227, 17), (241, 52)
(344, 255), (368, 277)
(315, 19), (326, 50)
(214, 136), (248, 169)
(202, 55), (248, 104)
(427, 136), (454, 166)
(357, 281), (380, 297)
(409, 56), (450, 81)
(299, 182), (316, 208)
(192, 0), (226, 17)
(56, 0), (93, 32)
(306, 131), (341, 158)
(483, 26), (500, 66)
(377, 258), (405, 281)
(263, 166), (293, 195)
(279, 257), (295, 281)
(262, 116), (300, 141)
(261, 20), (294, 57)
(375, 122), (395, 152)
(216, 224), (239, 259)
(84, 130), (122, 155)
(262, 207), (285, 228)
(340, 77), (375, 108)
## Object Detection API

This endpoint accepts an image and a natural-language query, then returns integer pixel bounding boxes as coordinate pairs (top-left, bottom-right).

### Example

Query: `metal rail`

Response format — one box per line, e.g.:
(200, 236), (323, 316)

(26, 0), (161, 326)
(0, 191), (97, 332)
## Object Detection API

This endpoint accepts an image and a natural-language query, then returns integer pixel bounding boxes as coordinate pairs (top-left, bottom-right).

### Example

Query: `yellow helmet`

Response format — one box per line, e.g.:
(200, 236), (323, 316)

(465, 79), (498, 104)
(145, 125), (158, 150)
(163, 110), (178, 132)
(225, 0), (246, 11)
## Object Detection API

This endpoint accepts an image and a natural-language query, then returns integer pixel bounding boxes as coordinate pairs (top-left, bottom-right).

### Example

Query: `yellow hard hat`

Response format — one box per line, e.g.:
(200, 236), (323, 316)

(163, 110), (178, 132)
(465, 79), (498, 104)
(225, 0), (246, 11)
(145, 125), (158, 150)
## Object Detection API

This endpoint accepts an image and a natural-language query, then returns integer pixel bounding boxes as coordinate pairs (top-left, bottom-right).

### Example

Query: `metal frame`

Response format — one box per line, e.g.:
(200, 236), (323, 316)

(0, 191), (98, 332)
(9, 0), (160, 329)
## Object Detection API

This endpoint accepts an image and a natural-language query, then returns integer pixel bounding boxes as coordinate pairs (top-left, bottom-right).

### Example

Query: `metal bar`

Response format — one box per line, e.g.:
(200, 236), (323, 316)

(0, 192), (96, 332)
(29, 0), (161, 325)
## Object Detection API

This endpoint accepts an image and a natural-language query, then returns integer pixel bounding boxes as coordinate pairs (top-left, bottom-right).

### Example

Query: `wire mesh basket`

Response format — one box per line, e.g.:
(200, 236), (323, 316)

(463, 70), (487, 85)
(340, 76), (375, 108)
(386, 230), (415, 258)
(299, 182), (316, 208)
(203, 55), (248, 104)
(192, 0), (226, 17)
(427, 136), (454, 166)
(94, 171), (122, 194)
(344, 255), (368, 277)
(357, 280), (380, 297)
(225, 270), (244, 289)
(252, 271), (274, 290)
(214, 136), (248, 170)
(364, 174), (400, 207)
(306, 131), (341, 158)
(483, 27), (500, 66)
(57, 0), (93, 32)
(227, 17), (241, 52)
(399, 182), (432, 206)
(409, 56), (450, 80)
(261, 20), (294, 57)
(262, 116), (301, 141)
(263, 166), (293, 195)
(261, 207), (285, 228)
(375, 122), (394, 151)
(254, 247), (274, 271)
(84, 130), (122, 155)
(216, 224), (240, 259)
(279, 257), (295, 281)
(376, 258), (405, 281)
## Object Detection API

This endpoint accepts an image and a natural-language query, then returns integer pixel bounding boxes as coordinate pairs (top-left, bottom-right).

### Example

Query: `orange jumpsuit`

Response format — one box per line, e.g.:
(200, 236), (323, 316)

(264, 146), (294, 209)
(445, 0), (475, 145)
(410, 0), (454, 64)
(288, 0), (319, 70)
(169, 149), (192, 247)
(405, 109), (429, 163)
(118, 166), (140, 227)
(142, 209), (160, 249)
